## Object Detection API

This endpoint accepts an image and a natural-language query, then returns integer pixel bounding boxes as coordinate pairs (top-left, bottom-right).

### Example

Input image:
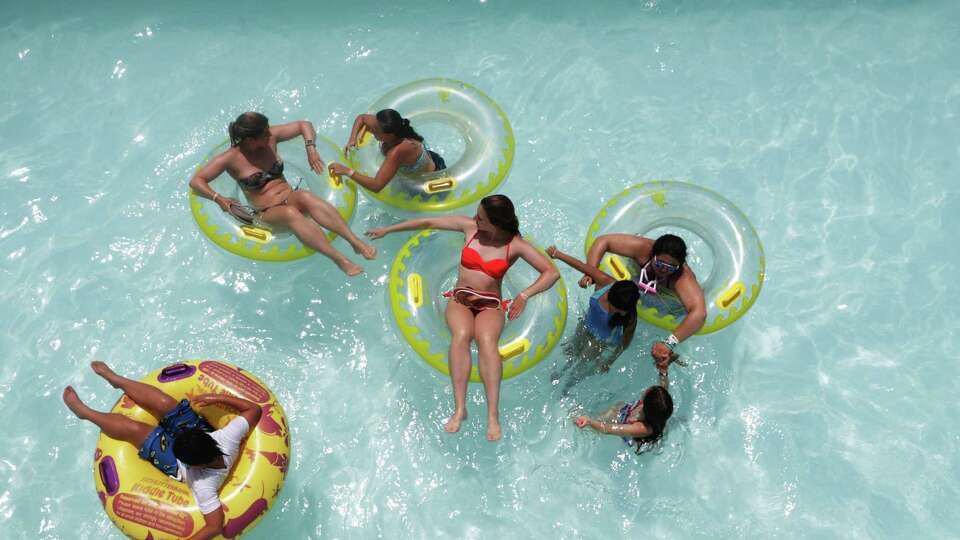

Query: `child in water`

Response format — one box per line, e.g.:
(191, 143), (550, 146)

(573, 383), (674, 453)
(547, 246), (640, 370)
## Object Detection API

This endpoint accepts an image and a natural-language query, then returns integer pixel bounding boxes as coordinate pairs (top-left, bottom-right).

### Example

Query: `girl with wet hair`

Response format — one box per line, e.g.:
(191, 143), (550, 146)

(579, 232), (706, 371)
(189, 111), (377, 276)
(574, 384), (674, 454)
(546, 245), (641, 373)
(365, 194), (560, 442)
(329, 108), (446, 193)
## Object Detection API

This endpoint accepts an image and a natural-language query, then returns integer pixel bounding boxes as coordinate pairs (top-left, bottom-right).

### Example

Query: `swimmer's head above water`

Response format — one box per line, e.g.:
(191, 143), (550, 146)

(649, 234), (687, 279)
(229, 111), (270, 150)
(634, 385), (674, 450)
(371, 108), (424, 145)
(172, 427), (226, 467)
(606, 280), (641, 328)
(477, 194), (520, 238)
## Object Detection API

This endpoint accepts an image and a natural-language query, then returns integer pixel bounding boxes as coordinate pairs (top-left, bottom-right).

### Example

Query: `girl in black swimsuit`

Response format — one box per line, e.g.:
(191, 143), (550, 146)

(189, 112), (377, 276)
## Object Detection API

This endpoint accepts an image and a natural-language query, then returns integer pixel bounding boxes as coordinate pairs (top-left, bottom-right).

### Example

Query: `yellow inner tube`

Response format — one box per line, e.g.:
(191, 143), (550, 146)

(93, 360), (289, 539)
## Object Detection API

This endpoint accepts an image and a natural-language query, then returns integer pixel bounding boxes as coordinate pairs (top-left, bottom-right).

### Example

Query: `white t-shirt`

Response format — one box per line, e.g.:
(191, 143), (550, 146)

(176, 416), (251, 514)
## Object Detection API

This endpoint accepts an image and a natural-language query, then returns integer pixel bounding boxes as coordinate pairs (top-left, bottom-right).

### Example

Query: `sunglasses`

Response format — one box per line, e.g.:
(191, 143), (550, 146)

(653, 256), (679, 274)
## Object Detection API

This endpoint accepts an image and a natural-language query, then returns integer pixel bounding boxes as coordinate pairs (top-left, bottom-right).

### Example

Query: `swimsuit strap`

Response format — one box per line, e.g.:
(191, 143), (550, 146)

(396, 140), (429, 172)
(466, 232), (510, 258)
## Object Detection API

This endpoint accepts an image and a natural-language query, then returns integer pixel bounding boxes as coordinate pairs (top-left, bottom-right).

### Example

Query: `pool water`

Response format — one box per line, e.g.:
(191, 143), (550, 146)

(2, 1), (958, 538)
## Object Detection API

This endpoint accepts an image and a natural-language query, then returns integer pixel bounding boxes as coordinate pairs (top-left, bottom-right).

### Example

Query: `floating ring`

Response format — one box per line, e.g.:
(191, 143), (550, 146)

(586, 181), (765, 334)
(348, 78), (514, 213)
(190, 136), (357, 261)
(389, 230), (567, 382)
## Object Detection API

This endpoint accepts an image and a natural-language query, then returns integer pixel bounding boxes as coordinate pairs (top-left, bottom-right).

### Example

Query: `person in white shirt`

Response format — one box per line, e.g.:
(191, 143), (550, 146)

(63, 361), (262, 540)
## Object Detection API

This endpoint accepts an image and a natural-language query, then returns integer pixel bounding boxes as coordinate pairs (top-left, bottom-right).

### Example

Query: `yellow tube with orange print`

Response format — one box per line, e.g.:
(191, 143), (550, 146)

(92, 360), (289, 539)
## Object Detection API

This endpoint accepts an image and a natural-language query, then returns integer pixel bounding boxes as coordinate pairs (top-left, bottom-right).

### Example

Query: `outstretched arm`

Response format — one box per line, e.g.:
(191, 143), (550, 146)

(365, 215), (474, 239)
(546, 246), (615, 286)
(581, 234), (653, 287)
(270, 121), (324, 174)
(573, 415), (652, 438)
(338, 151), (401, 193)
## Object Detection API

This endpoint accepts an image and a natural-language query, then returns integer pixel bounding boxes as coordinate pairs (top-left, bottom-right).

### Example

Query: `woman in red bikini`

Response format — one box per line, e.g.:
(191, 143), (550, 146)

(366, 194), (560, 441)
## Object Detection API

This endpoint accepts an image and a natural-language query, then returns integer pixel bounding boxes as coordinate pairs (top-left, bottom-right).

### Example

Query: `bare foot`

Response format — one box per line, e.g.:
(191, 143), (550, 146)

(486, 417), (502, 442)
(354, 242), (377, 261)
(444, 410), (467, 433)
(63, 386), (91, 419)
(336, 259), (364, 277)
(90, 360), (120, 388)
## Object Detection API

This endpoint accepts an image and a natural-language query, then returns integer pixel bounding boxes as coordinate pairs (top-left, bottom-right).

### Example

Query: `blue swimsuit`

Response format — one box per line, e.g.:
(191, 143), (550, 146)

(584, 283), (624, 345)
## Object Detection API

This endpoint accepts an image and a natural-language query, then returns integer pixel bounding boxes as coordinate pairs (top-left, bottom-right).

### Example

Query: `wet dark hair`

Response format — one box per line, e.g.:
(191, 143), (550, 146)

(606, 280), (640, 329)
(376, 109), (423, 142)
(172, 428), (226, 466)
(651, 234), (687, 277)
(229, 112), (270, 147)
(480, 194), (520, 237)
(633, 385), (674, 454)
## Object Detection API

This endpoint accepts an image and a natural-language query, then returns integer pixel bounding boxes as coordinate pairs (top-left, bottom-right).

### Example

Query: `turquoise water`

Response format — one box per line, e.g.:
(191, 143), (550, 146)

(3, 0), (959, 538)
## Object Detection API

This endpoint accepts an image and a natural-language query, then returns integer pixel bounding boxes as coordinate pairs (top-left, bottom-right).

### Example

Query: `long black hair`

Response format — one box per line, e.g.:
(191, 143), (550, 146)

(229, 112), (269, 147)
(632, 385), (674, 454)
(606, 280), (640, 329)
(651, 234), (687, 278)
(376, 109), (423, 142)
(480, 194), (520, 237)
(172, 427), (226, 466)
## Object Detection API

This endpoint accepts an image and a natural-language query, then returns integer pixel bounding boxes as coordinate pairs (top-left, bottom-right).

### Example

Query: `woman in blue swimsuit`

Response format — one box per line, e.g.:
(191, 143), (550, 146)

(329, 109), (446, 193)
(189, 112), (376, 276)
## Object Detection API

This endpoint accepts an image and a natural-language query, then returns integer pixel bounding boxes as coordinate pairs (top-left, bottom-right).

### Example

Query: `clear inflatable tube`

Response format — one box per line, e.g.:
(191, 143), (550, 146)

(189, 136), (357, 262)
(388, 230), (568, 382)
(585, 181), (765, 335)
(348, 78), (515, 213)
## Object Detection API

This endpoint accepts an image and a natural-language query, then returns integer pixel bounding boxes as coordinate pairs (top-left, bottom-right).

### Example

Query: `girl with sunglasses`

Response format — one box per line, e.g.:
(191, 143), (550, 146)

(579, 233), (706, 372)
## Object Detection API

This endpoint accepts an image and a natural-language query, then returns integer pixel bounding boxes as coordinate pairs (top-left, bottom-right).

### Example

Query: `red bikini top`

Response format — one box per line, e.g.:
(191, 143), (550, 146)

(460, 233), (511, 279)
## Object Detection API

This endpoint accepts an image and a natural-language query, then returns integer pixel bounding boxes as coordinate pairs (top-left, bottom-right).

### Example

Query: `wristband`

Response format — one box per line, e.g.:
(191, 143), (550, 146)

(664, 334), (680, 350)
(347, 168), (355, 177)
(212, 193), (220, 203)
(304, 139), (316, 147)
(519, 292), (529, 301)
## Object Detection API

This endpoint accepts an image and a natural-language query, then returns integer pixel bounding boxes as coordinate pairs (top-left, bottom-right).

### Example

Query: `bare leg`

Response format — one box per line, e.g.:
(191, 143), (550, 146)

(260, 206), (362, 276)
(444, 300), (475, 433)
(91, 361), (178, 422)
(475, 309), (506, 441)
(63, 387), (155, 447)
(292, 192), (376, 260)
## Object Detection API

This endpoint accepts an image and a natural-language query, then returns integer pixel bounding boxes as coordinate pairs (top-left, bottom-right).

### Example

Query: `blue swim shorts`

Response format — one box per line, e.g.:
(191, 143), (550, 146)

(138, 399), (213, 477)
